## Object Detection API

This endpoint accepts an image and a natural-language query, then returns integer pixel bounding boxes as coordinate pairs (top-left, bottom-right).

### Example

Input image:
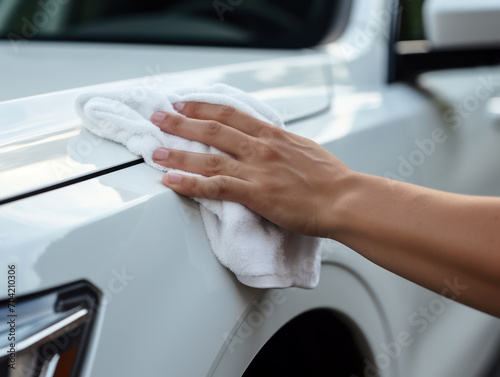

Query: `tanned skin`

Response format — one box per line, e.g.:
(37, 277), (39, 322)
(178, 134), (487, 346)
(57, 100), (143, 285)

(149, 102), (500, 317)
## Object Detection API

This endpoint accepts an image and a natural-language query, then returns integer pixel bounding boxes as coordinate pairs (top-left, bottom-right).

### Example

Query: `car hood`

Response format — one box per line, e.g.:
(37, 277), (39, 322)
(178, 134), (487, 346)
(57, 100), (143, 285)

(0, 49), (332, 204)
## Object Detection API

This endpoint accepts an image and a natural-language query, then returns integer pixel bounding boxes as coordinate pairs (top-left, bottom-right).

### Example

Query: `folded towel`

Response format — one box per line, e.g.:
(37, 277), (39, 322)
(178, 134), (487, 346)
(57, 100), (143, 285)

(75, 83), (321, 289)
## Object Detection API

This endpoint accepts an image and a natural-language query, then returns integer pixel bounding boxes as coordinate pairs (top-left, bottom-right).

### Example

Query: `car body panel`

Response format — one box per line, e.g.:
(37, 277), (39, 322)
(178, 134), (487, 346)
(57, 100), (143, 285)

(1, 0), (500, 376)
(0, 41), (321, 102)
(2, 79), (500, 376)
(0, 54), (332, 202)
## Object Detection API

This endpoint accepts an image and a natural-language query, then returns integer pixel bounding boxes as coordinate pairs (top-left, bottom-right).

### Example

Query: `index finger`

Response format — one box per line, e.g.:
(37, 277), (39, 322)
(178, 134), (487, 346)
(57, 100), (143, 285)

(150, 111), (251, 158)
(174, 102), (268, 137)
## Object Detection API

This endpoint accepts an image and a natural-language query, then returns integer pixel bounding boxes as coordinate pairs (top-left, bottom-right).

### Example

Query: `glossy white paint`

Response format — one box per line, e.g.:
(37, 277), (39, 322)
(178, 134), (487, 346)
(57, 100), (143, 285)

(0, 41), (319, 102)
(0, 56), (331, 202)
(1, 0), (500, 376)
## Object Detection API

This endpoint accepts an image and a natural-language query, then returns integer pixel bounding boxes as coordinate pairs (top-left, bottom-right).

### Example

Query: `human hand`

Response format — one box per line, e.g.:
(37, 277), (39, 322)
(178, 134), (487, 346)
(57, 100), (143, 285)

(151, 103), (500, 318)
(150, 102), (355, 238)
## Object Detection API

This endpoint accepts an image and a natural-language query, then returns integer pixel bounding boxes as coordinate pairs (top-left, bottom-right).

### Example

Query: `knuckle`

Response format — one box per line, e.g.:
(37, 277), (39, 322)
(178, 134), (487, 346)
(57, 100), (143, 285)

(184, 176), (198, 194)
(226, 160), (242, 175)
(167, 114), (184, 131)
(258, 125), (285, 140)
(185, 102), (202, 117)
(203, 176), (229, 199)
(203, 180), (217, 198)
(258, 141), (278, 160)
(216, 176), (230, 195)
(217, 105), (236, 120)
(204, 121), (222, 138)
(257, 127), (273, 140)
(274, 127), (287, 138)
(237, 140), (258, 161)
(205, 155), (222, 173)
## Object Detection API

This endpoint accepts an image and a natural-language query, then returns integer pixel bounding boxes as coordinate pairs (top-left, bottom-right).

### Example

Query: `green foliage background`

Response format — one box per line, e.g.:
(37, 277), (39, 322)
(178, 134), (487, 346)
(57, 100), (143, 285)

(399, 0), (426, 40)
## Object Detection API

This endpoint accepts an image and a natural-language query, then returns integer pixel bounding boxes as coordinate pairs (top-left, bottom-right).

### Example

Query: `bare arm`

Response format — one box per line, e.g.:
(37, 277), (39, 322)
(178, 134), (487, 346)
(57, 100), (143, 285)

(332, 173), (500, 316)
(150, 102), (500, 317)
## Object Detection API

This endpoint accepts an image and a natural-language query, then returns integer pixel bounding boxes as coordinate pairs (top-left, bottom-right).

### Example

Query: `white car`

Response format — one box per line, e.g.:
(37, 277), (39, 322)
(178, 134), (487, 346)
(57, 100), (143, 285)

(1, 0), (500, 376)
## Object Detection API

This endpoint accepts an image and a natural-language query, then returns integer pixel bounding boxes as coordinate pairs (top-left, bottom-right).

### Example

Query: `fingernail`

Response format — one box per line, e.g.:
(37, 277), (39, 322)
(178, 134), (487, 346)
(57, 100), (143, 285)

(166, 171), (183, 184)
(153, 148), (169, 161)
(173, 102), (186, 112)
(151, 111), (166, 124)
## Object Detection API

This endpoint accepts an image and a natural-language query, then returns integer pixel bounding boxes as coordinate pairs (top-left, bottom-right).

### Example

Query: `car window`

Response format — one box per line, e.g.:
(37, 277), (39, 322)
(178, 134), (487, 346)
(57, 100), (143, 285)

(0, 0), (348, 48)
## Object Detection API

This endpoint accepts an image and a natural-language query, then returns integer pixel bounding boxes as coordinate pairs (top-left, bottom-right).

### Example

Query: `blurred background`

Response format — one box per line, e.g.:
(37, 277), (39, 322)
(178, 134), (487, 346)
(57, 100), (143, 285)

(0, 0), (426, 48)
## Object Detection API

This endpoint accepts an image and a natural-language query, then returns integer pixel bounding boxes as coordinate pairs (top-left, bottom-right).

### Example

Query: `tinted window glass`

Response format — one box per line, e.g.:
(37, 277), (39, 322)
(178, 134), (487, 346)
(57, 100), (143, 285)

(399, 0), (426, 41)
(0, 0), (348, 48)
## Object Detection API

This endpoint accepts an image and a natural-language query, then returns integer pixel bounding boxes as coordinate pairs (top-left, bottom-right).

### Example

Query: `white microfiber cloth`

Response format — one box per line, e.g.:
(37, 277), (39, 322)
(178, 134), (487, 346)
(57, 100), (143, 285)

(75, 83), (321, 289)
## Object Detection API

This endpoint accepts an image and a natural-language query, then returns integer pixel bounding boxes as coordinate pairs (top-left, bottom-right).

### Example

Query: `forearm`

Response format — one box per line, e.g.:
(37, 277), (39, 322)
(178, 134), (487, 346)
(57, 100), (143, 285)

(332, 173), (500, 316)
(148, 102), (500, 317)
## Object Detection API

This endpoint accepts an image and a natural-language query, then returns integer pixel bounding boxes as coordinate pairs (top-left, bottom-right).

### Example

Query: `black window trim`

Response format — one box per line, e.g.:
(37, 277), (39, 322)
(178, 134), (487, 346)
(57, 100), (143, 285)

(388, 0), (500, 84)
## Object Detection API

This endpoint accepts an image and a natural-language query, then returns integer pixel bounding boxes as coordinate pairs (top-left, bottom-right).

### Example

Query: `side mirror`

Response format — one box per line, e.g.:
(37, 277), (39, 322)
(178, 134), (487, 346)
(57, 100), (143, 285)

(423, 0), (500, 48)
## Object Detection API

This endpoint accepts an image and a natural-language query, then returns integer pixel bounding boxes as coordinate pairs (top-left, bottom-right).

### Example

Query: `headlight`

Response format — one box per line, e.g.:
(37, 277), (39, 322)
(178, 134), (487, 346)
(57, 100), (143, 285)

(0, 281), (100, 377)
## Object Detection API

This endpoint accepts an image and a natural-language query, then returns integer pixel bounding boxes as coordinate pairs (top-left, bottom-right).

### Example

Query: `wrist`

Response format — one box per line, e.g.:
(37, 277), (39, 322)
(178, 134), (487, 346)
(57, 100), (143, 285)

(321, 169), (367, 239)
(327, 171), (378, 239)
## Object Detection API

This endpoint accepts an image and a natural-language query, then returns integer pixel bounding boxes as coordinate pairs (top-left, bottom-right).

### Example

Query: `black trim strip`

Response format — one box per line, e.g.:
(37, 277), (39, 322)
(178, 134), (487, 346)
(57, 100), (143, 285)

(1, 89), (331, 207)
(0, 158), (143, 206)
(394, 46), (500, 83)
(390, 1), (500, 84)
(387, 0), (403, 84)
